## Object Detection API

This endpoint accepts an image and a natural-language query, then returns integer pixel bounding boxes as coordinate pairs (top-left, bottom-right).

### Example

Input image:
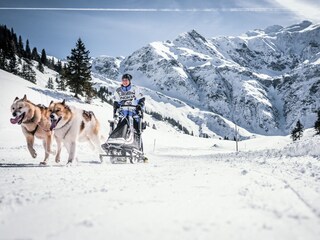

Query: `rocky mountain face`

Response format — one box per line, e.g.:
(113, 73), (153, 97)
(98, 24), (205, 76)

(92, 21), (320, 135)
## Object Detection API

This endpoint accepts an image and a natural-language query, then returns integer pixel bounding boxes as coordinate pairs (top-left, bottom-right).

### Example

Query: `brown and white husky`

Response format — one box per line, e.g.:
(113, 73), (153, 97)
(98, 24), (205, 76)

(10, 94), (53, 164)
(48, 100), (103, 164)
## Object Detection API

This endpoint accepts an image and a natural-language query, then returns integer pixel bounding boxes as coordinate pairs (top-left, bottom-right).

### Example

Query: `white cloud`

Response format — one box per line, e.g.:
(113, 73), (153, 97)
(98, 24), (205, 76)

(271, 0), (320, 22)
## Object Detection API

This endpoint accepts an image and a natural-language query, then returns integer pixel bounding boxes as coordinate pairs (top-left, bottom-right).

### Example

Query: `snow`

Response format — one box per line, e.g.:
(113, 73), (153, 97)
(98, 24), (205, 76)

(150, 42), (177, 60)
(243, 80), (272, 107)
(311, 57), (320, 65)
(1, 58), (320, 240)
(177, 47), (211, 60)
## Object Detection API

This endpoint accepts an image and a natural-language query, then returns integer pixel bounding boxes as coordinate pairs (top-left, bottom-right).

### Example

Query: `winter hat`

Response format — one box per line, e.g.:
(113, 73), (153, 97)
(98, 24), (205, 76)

(122, 73), (132, 81)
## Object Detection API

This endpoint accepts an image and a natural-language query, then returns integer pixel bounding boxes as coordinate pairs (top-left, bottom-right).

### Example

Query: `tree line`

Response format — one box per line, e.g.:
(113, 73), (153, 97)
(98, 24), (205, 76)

(145, 109), (193, 135)
(0, 25), (63, 83)
(0, 25), (98, 102)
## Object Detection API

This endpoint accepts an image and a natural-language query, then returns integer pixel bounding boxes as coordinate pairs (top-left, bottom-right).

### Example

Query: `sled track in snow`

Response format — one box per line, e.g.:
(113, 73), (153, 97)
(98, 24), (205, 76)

(251, 169), (320, 220)
(281, 179), (320, 219)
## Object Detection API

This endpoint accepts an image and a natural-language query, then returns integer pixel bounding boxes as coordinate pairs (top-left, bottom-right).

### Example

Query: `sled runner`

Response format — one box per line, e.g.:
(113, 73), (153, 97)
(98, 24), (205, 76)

(100, 105), (147, 164)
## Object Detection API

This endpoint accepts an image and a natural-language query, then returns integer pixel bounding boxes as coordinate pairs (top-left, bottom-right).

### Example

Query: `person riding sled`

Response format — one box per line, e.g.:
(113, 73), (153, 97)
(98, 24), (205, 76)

(113, 73), (145, 137)
(101, 73), (147, 162)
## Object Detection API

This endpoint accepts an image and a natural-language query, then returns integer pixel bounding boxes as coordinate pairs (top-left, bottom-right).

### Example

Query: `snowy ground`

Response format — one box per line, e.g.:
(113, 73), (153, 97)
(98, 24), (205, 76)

(1, 141), (319, 240)
(0, 70), (320, 239)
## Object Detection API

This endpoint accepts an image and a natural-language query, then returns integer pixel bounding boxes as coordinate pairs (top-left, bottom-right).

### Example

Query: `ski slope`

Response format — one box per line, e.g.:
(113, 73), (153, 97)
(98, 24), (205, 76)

(0, 70), (320, 240)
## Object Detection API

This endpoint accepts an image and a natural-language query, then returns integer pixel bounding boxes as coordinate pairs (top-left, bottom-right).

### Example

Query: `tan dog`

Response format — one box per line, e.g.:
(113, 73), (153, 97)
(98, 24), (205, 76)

(48, 100), (103, 164)
(10, 95), (53, 164)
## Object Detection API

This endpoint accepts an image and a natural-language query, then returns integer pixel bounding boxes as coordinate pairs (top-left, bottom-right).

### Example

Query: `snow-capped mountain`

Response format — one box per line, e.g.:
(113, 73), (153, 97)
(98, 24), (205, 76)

(92, 20), (320, 135)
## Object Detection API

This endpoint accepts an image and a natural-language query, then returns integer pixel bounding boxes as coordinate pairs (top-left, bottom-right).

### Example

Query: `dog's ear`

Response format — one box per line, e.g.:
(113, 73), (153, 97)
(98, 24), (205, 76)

(13, 96), (19, 102)
(22, 94), (27, 101)
(61, 99), (66, 105)
(49, 100), (53, 106)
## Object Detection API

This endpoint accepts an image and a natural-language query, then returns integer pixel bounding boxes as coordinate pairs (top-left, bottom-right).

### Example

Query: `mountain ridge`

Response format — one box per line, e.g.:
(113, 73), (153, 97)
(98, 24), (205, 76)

(92, 20), (320, 135)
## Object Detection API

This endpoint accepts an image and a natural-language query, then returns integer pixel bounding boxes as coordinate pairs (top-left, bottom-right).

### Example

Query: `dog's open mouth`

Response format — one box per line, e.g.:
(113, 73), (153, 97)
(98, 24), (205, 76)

(50, 117), (61, 130)
(10, 112), (25, 125)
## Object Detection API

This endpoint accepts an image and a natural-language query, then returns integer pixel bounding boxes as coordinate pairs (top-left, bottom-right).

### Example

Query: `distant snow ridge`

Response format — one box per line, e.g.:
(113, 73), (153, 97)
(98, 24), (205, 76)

(92, 21), (320, 136)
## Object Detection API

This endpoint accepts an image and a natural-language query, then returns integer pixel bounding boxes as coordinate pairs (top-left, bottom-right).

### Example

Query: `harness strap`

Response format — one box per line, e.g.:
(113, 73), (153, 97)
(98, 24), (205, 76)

(54, 118), (72, 131)
(63, 124), (73, 140)
(26, 125), (39, 136)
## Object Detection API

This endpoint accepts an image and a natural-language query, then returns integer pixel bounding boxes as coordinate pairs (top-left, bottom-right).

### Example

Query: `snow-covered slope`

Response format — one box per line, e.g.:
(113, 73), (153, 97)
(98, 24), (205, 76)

(1, 67), (320, 240)
(92, 21), (320, 135)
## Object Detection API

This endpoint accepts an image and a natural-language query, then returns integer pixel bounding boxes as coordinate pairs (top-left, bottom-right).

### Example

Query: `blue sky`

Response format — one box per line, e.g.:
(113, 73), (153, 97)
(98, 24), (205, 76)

(0, 0), (319, 58)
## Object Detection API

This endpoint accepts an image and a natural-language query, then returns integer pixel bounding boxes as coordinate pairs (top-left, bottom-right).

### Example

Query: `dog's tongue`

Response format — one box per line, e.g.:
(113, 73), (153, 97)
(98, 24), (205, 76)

(50, 117), (61, 130)
(50, 120), (58, 131)
(10, 116), (20, 124)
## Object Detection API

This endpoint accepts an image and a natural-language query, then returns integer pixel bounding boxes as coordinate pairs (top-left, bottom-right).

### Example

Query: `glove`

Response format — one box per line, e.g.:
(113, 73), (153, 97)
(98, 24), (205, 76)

(136, 105), (142, 112)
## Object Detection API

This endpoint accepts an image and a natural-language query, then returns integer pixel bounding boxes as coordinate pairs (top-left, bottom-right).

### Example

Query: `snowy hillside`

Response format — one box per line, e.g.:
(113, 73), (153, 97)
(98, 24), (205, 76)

(1, 69), (320, 240)
(92, 20), (320, 135)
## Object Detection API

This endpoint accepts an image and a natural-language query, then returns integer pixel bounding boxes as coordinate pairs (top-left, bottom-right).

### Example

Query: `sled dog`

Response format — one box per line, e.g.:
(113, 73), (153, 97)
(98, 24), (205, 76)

(48, 100), (102, 164)
(10, 94), (53, 164)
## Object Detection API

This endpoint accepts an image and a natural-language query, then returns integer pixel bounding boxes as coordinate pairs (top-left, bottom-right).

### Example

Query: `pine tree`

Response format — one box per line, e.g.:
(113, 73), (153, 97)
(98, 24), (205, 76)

(63, 38), (93, 98)
(17, 35), (24, 57)
(25, 39), (31, 59)
(55, 77), (66, 91)
(9, 34), (17, 54)
(291, 120), (304, 141)
(4, 36), (18, 74)
(296, 120), (304, 140)
(291, 128), (298, 141)
(314, 110), (320, 135)
(11, 28), (18, 48)
(0, 25), (10, 56)
(46, 56), (55, 69)
(46, 77), (54, 89)
(37, 61), (44, 73)
(10, 33), (17, 54)
(0, 49), (7, 70)
(8, 54), (18, 74)
(20, 62), (36, 83)
(84, 81), (96, 103)
(54, 60), (62, 73)
(41, 49), (47, 65)
(31, 47), (40, 61)
(97, 86), (109, 102)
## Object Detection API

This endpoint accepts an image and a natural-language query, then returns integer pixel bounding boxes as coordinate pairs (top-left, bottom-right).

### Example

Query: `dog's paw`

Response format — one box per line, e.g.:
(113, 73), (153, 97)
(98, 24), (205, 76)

(31, 150), (37, 158)
(65, 161), (74, 167)
(55, 158), (60, 163)
(39, 161), (47, 166)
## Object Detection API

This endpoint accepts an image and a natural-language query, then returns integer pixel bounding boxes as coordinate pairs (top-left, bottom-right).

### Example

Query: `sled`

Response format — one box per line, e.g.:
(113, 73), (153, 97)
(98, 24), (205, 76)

(100, 144), (147, 164)
(100, 105), (147, 164)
